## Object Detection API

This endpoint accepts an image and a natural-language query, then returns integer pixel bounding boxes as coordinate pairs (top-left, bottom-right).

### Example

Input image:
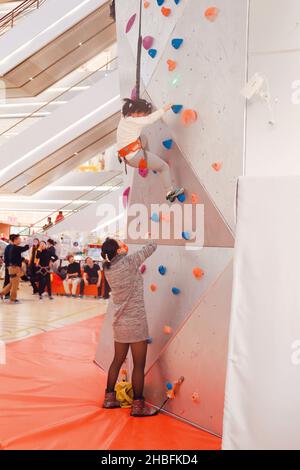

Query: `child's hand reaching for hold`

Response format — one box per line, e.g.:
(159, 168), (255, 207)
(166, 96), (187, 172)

(163, 103), (172, 112)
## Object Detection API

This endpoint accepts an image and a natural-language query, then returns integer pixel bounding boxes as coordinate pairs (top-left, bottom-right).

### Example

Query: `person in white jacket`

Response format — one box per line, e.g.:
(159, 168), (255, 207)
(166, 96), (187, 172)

(117, 98), (184, 203)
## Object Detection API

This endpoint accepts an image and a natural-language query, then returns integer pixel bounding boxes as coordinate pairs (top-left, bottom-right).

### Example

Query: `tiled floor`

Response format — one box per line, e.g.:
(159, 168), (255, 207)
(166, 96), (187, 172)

(0, 282), (106, 343)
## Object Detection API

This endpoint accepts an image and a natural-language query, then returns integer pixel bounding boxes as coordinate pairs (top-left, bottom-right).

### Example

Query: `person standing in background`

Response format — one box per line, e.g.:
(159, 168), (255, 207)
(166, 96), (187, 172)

(0, 235), (29, 304)
(3, 234), (14, 298)
(28, 238), (40, 294)
(36, 241), (56, 300)
(55, 211), (64, 224)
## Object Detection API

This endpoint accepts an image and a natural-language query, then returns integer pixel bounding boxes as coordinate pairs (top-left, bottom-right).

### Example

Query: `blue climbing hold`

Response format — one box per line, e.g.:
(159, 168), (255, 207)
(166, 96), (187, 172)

(177, 193), (186, 203)
(182, 231), (190, 240)
(163, 139), (173, 150)
(158, 265), (167, 275)
(148, 48), (157, 58)
(174, 0), (181, 4)
(157, 0), (165, 5)
(166, 382), (173, 390)
(172, 287), (181, 295)
(147, 337), (153, 344)
(172, 104), (183, 114)
(151, 213), (160, 223)
(172, 38), (184, 49)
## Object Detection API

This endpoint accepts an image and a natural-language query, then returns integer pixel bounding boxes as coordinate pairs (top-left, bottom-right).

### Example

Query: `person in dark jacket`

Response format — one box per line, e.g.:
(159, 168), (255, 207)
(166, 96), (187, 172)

(36, 241), (57, 300)
(0, 234), (29, 304)
(63, 255), (82, 297)
(3, 234), (14, 298)
(28, 238), (40, 294)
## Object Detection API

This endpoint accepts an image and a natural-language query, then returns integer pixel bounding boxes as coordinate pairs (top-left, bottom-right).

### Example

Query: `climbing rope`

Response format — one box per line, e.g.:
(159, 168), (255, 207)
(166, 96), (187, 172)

(135, 0), (143, 99)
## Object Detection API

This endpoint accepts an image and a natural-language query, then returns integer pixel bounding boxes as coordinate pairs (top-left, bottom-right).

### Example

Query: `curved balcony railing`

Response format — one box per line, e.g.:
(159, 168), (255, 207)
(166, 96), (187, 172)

(0, 0), (47, 36)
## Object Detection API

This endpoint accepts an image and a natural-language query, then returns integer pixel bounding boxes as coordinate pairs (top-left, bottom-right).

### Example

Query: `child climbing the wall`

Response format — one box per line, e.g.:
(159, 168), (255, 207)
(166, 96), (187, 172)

(102, 236), (157, 417)
(117, 98), (184, 203)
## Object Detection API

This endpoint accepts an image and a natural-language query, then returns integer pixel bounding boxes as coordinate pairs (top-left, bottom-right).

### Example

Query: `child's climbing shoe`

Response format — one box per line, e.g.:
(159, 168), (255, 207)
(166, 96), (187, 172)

(130, 398), (158, 417)
(166, 187), (185, 203)
(103, 391), (121, 409)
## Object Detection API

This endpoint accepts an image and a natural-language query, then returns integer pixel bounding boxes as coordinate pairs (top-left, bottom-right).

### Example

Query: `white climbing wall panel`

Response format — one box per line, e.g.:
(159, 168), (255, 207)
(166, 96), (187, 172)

(245, 0), (300, 176)
(96, 0), (248, 436)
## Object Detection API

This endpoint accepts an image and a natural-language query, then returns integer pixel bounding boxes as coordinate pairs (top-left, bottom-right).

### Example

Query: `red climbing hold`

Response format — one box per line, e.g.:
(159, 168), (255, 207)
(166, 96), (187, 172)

(126, 14), (136, 33)
(143, 36), (154, 50)
(181, 109), (198, 126)
(122, 187), (130, 208)
(140, 264), (146, 274)
(205, 7), (219, 22)
(212, 162), (223, 172)
(167, 59), (177, 71)
(161, 6), (171, 16)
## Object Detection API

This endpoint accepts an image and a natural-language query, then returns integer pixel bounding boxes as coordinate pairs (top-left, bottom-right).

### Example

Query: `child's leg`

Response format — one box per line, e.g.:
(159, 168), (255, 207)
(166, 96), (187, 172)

(130, 340), (148, 399)
(129, 151), (173, 194)
(106, 342), (130, 392)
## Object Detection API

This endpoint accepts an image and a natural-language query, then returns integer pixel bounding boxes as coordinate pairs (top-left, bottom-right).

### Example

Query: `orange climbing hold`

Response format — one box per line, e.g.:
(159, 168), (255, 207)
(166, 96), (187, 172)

(181, 109), (198, 126)
(150, 284), (157, 292)
(144, 1), (150, 8)
(139, 158), (148, 170)
(161, 213), (171, 222)
(212, 162), (223, 172)
(163, 325), (172, 335)
(161, 6), (171, 16)
(167, 59), (177, 71)
(205, 6), (219, 22)
(193, 267), (204, 279)
(191, 193), (199, 204)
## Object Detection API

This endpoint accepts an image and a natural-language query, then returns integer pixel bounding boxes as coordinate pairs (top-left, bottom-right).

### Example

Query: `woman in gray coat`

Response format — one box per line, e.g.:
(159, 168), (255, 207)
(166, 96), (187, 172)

(101, 237), (157, 417)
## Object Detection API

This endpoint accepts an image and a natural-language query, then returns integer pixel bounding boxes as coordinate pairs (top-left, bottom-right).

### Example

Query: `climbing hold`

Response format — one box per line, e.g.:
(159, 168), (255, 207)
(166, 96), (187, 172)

(151, 213), (160, 223)
(157, 0), (164, 5)
(161, 213), (171, 222)
(177, 193), (186, 203)
(158, 265), (167, 275)
(150, 284), (157, 292)
(192, 392), (200, 403)
(122, 186), (130, 208)
(205, 6), (219, 22)
(174, 0), (181, 4)
(193, 267), (204, 279)
(148, 48), (158, 58)
(166, 382), (173, 390)
(212, 162), (223, 172)
(172, 38), (183, 49)
(163, 325), (172, 334)
(172, 287), (181, 295)
(139, 167), (149, 178)
(139, 158), (147, 170)
(182, 231), (190, 241)
(153, 170), (158, 174)
(172, 104), (183, 114)
(146, 337), (153, 344)
(167, 59), (177, 71)
(125, 14), (136, 33)
(191, 193), (199, 204)
(144, 1), (150, 8)
(161, 6), (171, 16)
(181, 109), (198, 126)
(143, 36), (154, 50)
(162, 139), (173, 150)
(140, 264), (146, 274)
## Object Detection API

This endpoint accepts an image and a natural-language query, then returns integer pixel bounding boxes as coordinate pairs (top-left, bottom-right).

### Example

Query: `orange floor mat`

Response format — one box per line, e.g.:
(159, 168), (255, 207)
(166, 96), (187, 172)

(0, 316), (221, 450)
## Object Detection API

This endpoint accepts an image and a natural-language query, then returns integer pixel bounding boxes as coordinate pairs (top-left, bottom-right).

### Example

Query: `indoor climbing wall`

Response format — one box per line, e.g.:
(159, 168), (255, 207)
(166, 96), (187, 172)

(96, 0), (248, 436)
